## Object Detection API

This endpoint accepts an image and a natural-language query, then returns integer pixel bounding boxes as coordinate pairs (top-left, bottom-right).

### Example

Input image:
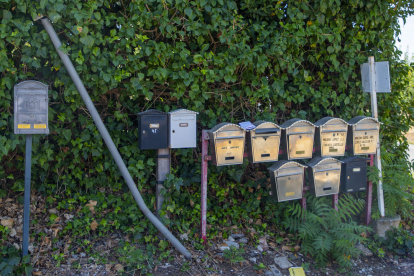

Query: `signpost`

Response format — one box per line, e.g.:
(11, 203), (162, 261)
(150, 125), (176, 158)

(14, 80), (49, 257)
(360, 56), (391, 217)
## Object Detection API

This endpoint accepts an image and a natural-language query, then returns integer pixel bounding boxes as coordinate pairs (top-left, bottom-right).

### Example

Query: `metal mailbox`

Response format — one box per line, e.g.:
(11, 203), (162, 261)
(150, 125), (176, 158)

(340, 156), (369, 193)
(268, 160), (306, 202)
(280, 119), (315, 160)
(206, 123), (246, 166)
(314, 117), (348, 157)
(307, 157), (342, 197)
(247, 121), (281, 163)
(14, 80), (49, 135)
(168, 109), (198, 149)
(137, 109), (168, 150)
(347, 116), (381, 155)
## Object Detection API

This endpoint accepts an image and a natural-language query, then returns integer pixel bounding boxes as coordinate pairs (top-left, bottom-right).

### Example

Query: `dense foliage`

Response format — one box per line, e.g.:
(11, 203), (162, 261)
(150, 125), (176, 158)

(1, 0), (414, 267)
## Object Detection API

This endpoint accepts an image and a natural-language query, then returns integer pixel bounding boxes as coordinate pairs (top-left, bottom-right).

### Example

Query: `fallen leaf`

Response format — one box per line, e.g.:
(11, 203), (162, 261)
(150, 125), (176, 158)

(52, 228), (59, 237)
(255, 219), (262, 226)
(294, 245), (301, 252)
(89, 200), (97, 206)
(48, 208), (58, 215)
(282, 245), (292, 252)
(114, 264), (124, 271)
(33, 271), (42, 276)
(105, 264), (113, 272)
(360, 231), (367, 238)
(190, 199), (194, 207)
(1, 219), (14, 227)
(91, 220), (98, 231)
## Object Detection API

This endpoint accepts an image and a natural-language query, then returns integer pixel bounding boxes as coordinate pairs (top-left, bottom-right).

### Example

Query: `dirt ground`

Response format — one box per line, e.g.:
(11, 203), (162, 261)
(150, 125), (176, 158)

(1, 194), (414, 276)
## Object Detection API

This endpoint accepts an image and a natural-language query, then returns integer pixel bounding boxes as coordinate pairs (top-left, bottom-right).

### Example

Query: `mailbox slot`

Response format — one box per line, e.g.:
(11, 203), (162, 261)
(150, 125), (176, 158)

(247, 121), (281, 163)
(280, 119), (315, 160)
(308, 157), (342, 197)
(137, 109), (168, 150)
(347, 116), (381, 155)
(14, 81), (49, 135)
(168, 109), (198, 149)
(340, 156), (369, 193)
(207, 123), (246, 166)
(314, 117), (348, 157)
(268, 161), (306, 202)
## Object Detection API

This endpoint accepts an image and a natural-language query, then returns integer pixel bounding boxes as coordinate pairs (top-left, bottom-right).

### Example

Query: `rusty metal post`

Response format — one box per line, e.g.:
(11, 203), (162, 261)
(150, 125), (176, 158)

(201, 130), (209, 243)
(365, 155), (374, 226)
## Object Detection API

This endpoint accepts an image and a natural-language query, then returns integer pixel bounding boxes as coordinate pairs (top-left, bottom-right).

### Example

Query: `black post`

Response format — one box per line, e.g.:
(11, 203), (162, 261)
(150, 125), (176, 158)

(22, 134), (32, 257)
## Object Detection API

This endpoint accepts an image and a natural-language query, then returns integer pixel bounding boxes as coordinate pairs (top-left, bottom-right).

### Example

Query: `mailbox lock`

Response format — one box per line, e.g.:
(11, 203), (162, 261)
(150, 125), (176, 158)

(172, 130), (175, 133)
(326, 172), (329, 176)
(365, 132), (367, 135)
(288, 177), (291, 180)
(142, 130), (146, 134)
(229, 140), (231, 144)
(333, 133), (335, 137)
(347, 176), (350, 179)
(299, 135), (302, 139)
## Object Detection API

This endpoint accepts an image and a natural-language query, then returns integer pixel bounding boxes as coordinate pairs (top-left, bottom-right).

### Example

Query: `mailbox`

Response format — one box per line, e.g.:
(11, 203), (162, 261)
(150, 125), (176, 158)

(14, 80), (49, 135)
(247, 121), (281, 163)
(340, 156), (369, 193)
(137, 109), (168, 150)
(347, 116), (381, 155)
(168, 109), (198, 149)
(268, 160), (306, 202)
(314, 117), (348, 157)
(307, 157), (342, 197)
(280, 119), (315, 160)
(206, 123), (246, 166)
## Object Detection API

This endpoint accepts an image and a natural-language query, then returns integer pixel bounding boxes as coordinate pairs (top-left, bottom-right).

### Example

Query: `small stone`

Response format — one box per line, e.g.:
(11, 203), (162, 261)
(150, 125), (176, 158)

(80, 252), (86, 258)
(274, 256), (293, 269)
(219, 245), (230, 251)
(225, 241), (239, 249)
(269, 264), (282, 276)
(9, 228), (17, 237)
(249, 257), (257, 264)
(356, 243), (373, 257)
(257, 245), (263, 252)
(239, 238), (248, 244)
(265, 271), (274, 276)
(259, 237), (269, 250)
(28, 244), (34, 253)
(48, 208), (58, 215)
(179, 233), (188, 241)
(231, 234), (245, 239)
(13, 243), (20, 250)
(288, 254), (300, 261)
(228, 236), (235, 242)
(215, 253), (224, 257)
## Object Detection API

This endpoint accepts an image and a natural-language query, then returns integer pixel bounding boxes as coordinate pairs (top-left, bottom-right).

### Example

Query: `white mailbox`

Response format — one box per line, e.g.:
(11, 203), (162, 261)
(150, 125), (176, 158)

(168, 109), (198, 149)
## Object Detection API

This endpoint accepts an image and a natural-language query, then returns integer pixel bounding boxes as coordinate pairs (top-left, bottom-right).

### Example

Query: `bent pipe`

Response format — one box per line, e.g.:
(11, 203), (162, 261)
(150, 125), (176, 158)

(40, 18), (191, 259)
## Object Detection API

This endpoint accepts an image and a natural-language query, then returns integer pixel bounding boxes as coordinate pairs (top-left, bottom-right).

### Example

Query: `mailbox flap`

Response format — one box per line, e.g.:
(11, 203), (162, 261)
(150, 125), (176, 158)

(315, 117), (348, 132)
(281, 118), (315, 135)
(307, 157), (342, 169)
(268, 160), (307, 173)
(342, 156), (370, 164)
(254, 128), (279, 134)
(348, 116), (381, 130)
(137, 109), (167, 116)
(169, 108), (199, 115)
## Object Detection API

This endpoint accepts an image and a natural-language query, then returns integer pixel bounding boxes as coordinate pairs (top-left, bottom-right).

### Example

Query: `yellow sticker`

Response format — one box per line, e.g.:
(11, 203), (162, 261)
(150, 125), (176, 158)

(285, 192), (295, 196)
(34, 124), (46, 129)
(18, 124), (31, 129)
(289, 267), (306, 276)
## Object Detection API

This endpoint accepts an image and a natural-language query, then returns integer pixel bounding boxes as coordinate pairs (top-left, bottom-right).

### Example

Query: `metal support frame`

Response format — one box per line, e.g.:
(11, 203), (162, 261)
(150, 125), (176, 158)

(156, 148), (170, 217)
(22, 135), (32, 257)
(200, 133), (375, 242)
(368, 56), (385, 217)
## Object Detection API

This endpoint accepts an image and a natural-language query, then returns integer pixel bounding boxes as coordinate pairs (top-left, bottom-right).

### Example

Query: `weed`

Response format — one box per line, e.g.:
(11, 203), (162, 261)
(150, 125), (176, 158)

(223, 245), (245, 265)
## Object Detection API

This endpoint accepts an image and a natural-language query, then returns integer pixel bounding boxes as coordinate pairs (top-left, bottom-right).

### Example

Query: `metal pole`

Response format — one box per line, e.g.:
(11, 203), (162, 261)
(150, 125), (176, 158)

(22, 135), (32, 257)
(200, 130), (209, 244)
(365, 155), (374, 226)
(368, 56), (385, 217)
(156, 148), (170, 217)
(40, 18), (191, 259)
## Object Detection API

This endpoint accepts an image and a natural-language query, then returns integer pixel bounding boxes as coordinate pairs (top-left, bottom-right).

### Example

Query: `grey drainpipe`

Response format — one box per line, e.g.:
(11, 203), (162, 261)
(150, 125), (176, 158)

(40, 18), (191, 259)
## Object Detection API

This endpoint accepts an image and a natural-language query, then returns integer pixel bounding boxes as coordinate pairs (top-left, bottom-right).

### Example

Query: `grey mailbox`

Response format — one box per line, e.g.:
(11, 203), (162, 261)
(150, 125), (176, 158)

(14, 80), (49, 135)
(206, 123), (246, 166)
(247, 121), (281, 163)
(280, 119), (315, 160)
(168, 109), (198, 149)
(347, 116), (381, 155)
(307, 157), (342, 197)
(268, 160), (306, 202)
(314, 117), (348, 157)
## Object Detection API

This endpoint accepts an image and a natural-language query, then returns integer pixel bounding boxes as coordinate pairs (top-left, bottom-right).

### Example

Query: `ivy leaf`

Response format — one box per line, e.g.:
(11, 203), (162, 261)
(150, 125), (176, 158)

(80, 36), (94, 48)
(48, 12), (62, 23)
(2, 10), (12, 20)
(62, 129), (72, 141)
(184, 7), (193, 17)
(327, 46), (334, 54)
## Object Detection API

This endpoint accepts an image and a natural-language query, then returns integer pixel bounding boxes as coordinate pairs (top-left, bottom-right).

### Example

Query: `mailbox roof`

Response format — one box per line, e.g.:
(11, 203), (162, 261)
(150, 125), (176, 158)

(268, 160), (307, 172)
(169, 108), (199, 115)
(307, 157), (342, 168)
(280, 118), (314, 129)
(15, 80), (48, 89)
(348, 116), (381, 125)
(206, 122), (244, 134)
(253, 120), (282, 129)
(341, 156), (370, 164)
(314, 117), (348, 127)
(137, 109), (167, 116)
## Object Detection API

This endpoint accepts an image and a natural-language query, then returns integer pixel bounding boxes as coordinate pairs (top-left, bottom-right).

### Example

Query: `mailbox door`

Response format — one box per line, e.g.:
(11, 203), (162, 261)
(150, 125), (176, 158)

(320, 131), (346, 157)
(214, 137), (244, 166)
(276, 173), (303, 202)
(170, 113), (197, 148)
(140, 115), (168, 150)
(314, 169), (340, 196)
(252, 135), (280, 163)
(288, 133), (314, 159)
(353, 130), (378, 155)
(343, 163), (367, 192)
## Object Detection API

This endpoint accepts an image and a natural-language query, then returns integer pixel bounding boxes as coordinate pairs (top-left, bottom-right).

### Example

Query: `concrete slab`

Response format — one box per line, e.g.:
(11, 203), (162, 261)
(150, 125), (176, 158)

(372, 215), (401, 238)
